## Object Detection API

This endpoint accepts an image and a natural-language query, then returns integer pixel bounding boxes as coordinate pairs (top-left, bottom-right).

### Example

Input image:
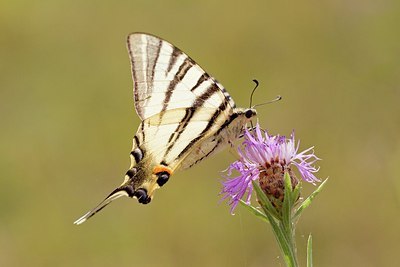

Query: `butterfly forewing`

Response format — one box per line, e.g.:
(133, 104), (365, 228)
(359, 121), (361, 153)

(127, 33), (236, 120)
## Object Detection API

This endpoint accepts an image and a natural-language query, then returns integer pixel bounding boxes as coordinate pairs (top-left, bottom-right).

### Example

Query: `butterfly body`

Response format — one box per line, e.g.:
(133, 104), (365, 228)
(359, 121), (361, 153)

(74, 33), (256, 224)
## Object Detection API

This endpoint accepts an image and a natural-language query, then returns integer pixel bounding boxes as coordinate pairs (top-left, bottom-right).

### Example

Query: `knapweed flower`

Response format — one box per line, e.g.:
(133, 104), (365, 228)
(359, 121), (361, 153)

(221, 123), (320, 213)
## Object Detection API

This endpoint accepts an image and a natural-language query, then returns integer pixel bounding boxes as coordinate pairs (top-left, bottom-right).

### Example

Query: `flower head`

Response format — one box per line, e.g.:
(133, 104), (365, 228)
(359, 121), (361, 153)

(221, 123), (320, 214)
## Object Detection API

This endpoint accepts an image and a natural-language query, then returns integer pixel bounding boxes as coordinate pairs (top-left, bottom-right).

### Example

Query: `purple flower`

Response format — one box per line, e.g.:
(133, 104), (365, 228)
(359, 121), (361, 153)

(221, 123), (320, 214)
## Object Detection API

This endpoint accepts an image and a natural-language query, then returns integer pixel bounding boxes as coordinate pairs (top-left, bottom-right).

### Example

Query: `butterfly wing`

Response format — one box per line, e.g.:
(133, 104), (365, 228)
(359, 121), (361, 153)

(127, 33), (236, 120)
(127, 33), (250, 170)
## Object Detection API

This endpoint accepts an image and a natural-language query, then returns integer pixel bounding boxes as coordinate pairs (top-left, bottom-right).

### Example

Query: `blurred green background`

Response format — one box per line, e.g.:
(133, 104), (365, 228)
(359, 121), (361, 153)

(1, 0), (399, 266)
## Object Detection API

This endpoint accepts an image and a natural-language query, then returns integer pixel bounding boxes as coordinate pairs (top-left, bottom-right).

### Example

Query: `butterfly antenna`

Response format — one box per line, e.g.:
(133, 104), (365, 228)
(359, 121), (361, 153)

(248, 79), (260, 130)
(249, 79), (259, 108)
(252, 95), (282, 109)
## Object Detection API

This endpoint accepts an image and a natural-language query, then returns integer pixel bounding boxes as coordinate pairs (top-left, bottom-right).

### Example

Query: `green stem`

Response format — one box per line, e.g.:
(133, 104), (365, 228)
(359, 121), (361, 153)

(278, 221), (298, 267)
(263, 208), (295, 267)
(253, 181), (299, 267)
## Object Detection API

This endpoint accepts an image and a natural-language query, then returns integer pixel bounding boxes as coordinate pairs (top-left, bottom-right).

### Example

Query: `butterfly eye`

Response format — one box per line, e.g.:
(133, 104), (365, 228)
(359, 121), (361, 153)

(134, 188), (151, 204)
(245, 109), (255, 119)
(156, 171), (170, 187)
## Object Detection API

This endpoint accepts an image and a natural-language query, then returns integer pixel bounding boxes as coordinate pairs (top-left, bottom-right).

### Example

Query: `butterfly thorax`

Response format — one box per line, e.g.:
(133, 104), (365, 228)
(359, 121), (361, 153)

(220, 108), (257, 143)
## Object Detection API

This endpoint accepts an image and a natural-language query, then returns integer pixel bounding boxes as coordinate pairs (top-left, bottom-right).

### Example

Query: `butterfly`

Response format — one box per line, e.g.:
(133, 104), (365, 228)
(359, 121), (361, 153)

(74, 33), (257, 224)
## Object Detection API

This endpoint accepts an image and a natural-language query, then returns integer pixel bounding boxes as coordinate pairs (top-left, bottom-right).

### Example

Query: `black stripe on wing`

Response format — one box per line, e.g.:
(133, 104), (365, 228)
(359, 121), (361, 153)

(186, 139), (222, 168)
(148, 39), (162, 87)
(166, 46), (181, 75)
(161, 56), (194, 115)
(162, 81), (225, 160)
(176, 100), (229, 160)
(163, 107), (196, 157)
(190, 73), (209, 92)
(127, 37), (143, 118)
(193, 83), (220, 107)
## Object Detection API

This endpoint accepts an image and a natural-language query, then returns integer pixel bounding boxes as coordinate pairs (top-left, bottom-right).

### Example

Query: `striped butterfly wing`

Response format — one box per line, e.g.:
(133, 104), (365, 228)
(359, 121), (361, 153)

(127, 33), (236, 120)
(128, 33), (242, 171)
(74, 33), (256, 224)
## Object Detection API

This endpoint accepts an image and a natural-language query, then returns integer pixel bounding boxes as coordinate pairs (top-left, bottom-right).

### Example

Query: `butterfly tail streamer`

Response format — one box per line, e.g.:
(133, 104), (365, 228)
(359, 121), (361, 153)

(74, 187), (131, 225)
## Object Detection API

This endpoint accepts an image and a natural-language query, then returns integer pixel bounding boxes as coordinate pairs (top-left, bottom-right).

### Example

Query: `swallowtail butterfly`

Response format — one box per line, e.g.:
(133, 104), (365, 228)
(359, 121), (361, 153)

(74, 33), (256, 224)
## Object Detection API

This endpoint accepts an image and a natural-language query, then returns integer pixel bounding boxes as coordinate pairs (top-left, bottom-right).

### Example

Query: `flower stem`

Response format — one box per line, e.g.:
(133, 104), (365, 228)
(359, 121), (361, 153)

(263, 208), (296, 266)
(253, 177), (300, 267)
(281, 221), (299, 267)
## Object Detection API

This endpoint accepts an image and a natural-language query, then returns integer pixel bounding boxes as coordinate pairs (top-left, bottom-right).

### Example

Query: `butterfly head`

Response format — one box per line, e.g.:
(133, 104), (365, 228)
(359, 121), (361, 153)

(244, 108), (257, 119)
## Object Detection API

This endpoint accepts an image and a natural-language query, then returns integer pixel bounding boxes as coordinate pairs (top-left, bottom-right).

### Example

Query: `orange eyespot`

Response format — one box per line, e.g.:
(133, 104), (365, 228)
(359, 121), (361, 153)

(152, 165), (173, 176)
(153, 165), (173, 187)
